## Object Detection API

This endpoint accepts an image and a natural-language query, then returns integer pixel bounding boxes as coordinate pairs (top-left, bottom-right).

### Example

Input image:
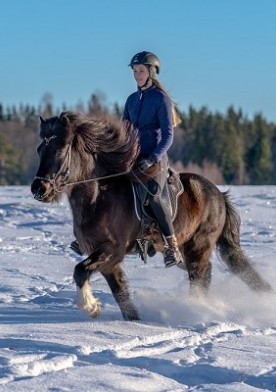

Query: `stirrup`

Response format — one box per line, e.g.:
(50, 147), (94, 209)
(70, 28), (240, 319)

(136, 239), (156, 263)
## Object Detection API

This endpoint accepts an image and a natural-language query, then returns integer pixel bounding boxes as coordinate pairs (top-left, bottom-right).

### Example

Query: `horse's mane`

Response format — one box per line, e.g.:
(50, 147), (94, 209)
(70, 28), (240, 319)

(61, 111), (140, 174)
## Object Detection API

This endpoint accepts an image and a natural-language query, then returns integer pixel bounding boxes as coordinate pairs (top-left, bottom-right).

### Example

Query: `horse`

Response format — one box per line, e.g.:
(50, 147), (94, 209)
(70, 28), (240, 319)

(31, 111), (272, 321)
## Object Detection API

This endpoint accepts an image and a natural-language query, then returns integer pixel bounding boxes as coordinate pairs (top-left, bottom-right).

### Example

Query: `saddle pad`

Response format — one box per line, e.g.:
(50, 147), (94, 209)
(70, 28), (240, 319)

(132, 170), (184, 224)
(167, 170), (184, 221)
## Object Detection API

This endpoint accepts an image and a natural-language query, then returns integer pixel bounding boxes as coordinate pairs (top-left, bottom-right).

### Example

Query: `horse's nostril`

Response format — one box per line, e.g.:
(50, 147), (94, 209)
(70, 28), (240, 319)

(32, 188), (41, 199)
(33, 192), (39, 200)
(31, 180), (45, 198)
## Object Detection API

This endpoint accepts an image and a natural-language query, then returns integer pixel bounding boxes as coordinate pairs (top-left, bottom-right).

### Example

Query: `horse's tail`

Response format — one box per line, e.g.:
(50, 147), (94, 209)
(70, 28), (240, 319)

(217, 191), (272, 292)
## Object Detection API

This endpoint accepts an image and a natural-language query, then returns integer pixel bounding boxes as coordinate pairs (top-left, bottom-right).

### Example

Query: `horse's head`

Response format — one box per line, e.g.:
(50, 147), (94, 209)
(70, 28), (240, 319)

(31, 112), (77, 203)
(31, 111), (140, 203)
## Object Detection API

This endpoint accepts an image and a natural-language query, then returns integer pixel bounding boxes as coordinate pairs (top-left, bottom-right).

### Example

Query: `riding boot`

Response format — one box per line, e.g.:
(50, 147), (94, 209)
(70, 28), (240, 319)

(70, 240), (83, 256)
(164, 234), (183, 268)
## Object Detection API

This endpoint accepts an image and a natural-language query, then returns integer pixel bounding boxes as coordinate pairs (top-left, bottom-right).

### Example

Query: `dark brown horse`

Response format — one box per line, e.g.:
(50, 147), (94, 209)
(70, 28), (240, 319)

(31, 111), (272, 321)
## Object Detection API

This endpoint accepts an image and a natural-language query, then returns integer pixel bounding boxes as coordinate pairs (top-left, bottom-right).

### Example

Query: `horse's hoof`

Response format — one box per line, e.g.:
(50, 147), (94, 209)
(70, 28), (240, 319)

(129, 315), (140, 321)
(80, 302), (101, 318)
(76, 283), (101, 318)
(81, 299), (101, 318)
(123, 309), (140, 321)
(90, 303), (101, 318)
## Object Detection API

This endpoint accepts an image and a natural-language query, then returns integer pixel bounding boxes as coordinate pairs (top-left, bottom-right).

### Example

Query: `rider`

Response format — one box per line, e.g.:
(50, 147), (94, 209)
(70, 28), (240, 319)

(123, 51), (183, 268)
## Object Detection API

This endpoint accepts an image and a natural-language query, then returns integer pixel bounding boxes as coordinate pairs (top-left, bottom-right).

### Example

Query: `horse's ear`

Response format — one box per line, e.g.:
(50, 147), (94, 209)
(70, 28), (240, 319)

(39, 116), (46, 124)
(59, 112), (70, 127)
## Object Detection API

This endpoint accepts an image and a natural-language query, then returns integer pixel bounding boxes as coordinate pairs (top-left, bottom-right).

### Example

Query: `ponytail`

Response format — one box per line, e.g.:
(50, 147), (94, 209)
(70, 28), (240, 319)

(151, 72), (182, 127)
(172, 105), (182, 127)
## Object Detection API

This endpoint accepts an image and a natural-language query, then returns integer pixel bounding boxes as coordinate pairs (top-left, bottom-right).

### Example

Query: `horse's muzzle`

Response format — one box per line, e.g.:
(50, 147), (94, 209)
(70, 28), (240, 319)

(31, 178), (56, 203)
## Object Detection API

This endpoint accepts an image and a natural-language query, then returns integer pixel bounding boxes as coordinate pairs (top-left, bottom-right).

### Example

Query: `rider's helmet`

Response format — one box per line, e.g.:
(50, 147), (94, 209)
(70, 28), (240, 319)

(128, 51), (160, 74)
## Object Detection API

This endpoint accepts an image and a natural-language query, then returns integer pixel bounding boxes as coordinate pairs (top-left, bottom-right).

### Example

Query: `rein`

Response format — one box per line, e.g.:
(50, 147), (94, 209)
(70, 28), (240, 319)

(34, 135), (163, 195)
(35, 167), (162, 195)
(65, 170), (132, 188)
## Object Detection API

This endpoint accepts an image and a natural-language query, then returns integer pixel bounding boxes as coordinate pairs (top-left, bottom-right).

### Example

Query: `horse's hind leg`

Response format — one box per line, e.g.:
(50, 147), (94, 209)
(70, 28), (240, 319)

(102, 264), (140, 321)
(184, 237), (213, 294)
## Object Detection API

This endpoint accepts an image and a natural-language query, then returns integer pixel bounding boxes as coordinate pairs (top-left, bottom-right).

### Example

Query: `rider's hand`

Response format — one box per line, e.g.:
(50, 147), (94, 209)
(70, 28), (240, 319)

(138, 157), (156, 171)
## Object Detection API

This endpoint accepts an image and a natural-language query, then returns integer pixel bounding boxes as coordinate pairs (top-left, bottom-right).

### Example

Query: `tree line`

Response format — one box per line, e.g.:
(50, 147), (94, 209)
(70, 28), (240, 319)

(0, 93), (275, 185)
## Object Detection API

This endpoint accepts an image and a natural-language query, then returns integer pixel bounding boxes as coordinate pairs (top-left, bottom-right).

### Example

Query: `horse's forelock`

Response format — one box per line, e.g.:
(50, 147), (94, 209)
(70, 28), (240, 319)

(60, 111), (84, 128)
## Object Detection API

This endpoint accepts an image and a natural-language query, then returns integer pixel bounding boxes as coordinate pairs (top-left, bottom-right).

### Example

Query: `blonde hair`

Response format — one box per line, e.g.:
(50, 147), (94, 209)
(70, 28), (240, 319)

(171, 105), (182, 127)
(150, 71), (182, 127)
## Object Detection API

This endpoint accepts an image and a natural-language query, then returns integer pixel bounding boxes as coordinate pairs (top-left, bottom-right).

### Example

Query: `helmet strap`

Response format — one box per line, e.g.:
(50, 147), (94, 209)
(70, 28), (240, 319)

(140, 77), (150, 89)
(140, 65), (153, 89)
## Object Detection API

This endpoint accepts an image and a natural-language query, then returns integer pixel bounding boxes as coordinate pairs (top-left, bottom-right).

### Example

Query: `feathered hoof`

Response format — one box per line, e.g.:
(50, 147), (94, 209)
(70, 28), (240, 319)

(76, 284), (101, 318)
(89, 302), (101, 318)
(80, 301), (101, 318)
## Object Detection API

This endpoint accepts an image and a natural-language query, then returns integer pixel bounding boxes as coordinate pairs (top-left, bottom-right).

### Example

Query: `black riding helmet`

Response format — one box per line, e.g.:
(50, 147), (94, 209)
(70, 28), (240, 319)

(128, 51), (160, 74)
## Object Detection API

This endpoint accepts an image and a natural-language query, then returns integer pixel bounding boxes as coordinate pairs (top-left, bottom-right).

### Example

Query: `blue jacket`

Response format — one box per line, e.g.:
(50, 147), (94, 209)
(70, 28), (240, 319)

(123, 85), (173, 162)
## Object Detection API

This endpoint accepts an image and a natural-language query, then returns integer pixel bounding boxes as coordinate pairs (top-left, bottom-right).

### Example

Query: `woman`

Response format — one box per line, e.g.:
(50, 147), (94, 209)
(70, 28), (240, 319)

(123, 50), (183, 268)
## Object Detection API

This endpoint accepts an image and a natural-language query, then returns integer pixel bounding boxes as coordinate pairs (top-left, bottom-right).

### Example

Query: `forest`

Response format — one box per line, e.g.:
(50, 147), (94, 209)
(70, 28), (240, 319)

(0, 92), (276, 185)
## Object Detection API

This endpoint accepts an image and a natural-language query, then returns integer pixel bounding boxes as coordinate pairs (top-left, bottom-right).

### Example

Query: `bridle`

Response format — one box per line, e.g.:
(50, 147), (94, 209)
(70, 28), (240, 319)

(34, 135), (131, 194)
(34, 135), (73, 193)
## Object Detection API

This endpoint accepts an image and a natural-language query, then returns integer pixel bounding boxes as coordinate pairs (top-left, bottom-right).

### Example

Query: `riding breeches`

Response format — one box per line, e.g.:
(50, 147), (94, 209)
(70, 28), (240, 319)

(145, 155), (174, 237)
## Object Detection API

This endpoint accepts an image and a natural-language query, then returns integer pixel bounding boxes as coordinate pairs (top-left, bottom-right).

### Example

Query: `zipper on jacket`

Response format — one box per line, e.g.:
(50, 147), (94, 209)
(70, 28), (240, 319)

(134, 92), (144, 127)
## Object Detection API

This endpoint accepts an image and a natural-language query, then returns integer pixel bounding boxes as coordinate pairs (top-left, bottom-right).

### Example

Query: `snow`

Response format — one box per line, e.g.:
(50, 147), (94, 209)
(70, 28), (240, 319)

(0, 185), (275, 392)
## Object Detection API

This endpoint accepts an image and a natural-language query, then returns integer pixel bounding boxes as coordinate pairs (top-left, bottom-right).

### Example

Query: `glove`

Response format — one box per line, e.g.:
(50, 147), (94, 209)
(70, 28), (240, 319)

(138, 158), (156, 171)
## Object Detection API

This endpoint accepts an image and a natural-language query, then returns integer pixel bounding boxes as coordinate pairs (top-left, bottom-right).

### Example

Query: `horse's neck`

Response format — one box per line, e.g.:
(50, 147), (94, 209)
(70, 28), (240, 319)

(67, 183), (98, 221)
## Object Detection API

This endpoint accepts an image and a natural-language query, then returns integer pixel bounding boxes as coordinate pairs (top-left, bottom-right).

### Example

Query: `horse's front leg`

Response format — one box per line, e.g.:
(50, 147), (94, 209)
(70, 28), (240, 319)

(102, 264), (140, 321)
(73, 246), (139, 320)
(73, 254), (101, 318)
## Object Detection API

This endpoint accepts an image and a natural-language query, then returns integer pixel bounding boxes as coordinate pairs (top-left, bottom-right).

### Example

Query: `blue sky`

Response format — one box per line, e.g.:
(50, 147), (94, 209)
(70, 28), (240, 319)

(1, 0), (276, 121)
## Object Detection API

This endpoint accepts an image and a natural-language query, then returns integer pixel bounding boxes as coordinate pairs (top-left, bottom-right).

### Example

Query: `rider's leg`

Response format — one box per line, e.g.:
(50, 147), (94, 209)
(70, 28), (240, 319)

(146, 156), (183, 268)
(148, 193), (183, 267)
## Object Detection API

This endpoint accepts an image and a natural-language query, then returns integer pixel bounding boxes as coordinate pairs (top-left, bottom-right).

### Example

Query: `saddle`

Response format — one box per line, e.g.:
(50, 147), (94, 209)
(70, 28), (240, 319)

(131, 168), (184, 262)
